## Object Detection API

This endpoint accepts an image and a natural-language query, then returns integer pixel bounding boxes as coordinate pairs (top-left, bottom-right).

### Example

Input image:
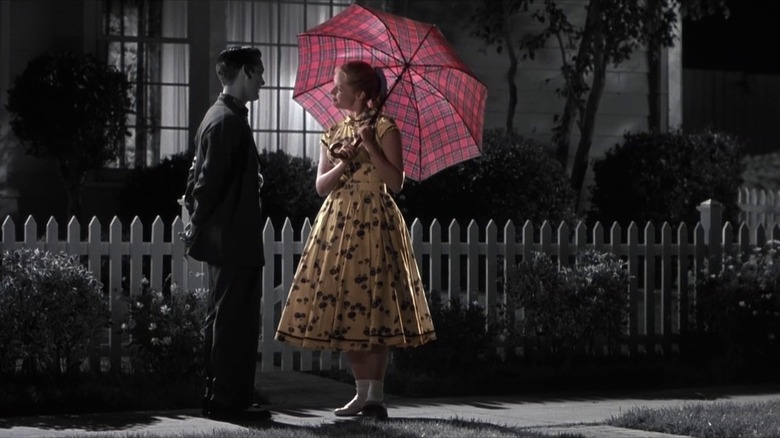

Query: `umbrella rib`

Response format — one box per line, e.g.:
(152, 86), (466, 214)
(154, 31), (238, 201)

(407, 65), (486, 148)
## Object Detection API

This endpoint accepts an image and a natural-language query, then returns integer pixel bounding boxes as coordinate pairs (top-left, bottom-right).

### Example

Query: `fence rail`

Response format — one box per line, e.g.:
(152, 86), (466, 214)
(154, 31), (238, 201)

(2, 198), (777, 373)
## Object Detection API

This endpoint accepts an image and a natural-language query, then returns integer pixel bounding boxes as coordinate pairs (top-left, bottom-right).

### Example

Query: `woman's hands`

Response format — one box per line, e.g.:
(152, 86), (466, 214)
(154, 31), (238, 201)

(329, 138), (360, 160)
(329, 124), (377, 160)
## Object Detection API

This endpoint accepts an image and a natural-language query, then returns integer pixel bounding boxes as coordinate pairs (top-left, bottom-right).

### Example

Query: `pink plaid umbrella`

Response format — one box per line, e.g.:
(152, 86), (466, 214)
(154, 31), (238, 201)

(293, 4), (488, 181)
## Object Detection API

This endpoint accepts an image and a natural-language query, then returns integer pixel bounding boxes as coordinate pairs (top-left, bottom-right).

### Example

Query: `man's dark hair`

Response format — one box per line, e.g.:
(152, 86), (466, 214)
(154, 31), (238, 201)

(216, 46), (262, 85)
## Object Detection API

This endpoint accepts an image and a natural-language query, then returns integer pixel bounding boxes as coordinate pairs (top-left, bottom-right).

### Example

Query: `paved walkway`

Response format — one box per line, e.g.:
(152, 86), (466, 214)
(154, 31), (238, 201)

(1, 371), (780, 437)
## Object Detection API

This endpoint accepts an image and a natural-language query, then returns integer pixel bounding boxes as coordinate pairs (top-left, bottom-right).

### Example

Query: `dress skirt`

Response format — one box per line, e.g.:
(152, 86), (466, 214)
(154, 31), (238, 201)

(275, 178), (436, 351)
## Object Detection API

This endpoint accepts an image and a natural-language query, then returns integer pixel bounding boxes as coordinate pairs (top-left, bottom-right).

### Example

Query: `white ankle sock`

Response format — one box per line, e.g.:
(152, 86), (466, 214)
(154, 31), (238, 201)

(333, 379), (369, 416)
(366, 379), (384, 403)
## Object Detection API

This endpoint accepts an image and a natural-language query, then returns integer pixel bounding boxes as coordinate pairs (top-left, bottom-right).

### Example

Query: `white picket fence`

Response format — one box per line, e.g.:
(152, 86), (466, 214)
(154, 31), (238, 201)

(738, 186), (780, 235)
(1, 199), (774, 373)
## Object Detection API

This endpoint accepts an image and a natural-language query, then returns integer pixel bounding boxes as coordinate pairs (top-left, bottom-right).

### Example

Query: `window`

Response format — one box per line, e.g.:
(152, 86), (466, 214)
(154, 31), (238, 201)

(100, 0), (350, 167)
(101, 0), (190, 168)
(226, 0), (352, 160)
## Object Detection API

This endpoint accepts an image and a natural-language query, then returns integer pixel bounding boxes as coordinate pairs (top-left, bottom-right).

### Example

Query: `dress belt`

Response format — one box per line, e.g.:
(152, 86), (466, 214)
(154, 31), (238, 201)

(343, 180), (387, 192)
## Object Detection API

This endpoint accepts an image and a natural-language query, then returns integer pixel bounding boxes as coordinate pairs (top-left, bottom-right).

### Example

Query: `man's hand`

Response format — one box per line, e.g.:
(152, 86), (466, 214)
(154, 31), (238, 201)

(178, 223), (196, 250)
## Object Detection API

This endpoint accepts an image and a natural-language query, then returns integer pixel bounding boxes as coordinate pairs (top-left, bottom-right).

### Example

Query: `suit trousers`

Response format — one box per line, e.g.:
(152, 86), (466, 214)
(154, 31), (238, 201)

(204, 264), (262, 408)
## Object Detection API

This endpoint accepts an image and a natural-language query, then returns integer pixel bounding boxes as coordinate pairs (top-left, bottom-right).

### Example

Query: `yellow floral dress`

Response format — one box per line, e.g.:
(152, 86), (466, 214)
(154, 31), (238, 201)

(275, 112), (436, 351)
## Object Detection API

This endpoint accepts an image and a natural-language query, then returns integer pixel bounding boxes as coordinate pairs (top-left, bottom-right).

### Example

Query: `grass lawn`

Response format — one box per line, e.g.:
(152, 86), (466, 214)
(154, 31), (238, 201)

(609, 399), (780, 438)
(26, 417), (583, 438)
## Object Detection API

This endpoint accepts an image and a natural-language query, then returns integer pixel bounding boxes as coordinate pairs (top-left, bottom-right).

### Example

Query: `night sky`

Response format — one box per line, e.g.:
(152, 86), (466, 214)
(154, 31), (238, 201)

(683, 0), (780, 74)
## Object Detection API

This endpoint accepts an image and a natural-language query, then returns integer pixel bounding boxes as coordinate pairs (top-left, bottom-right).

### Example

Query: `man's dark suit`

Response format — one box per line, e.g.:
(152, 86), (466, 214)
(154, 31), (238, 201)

(184, 93), (264, 410)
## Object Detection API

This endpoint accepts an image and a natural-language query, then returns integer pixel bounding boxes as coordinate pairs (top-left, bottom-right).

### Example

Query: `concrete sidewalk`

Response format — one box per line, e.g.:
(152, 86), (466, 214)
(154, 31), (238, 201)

(2, 371), (780, 438)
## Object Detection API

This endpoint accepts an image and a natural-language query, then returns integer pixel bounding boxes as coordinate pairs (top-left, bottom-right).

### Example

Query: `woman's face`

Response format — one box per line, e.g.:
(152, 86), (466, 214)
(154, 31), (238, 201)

(330, 69), (360, 111)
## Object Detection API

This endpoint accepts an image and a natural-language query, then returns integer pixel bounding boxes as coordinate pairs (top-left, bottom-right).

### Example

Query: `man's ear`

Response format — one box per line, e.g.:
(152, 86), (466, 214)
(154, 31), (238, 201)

(242, 65), (252, 79)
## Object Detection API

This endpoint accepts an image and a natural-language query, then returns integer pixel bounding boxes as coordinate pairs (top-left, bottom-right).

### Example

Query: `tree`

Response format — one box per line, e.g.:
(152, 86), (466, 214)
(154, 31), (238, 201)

(470, 0), (729, 209)
(6, 51), (131, 220)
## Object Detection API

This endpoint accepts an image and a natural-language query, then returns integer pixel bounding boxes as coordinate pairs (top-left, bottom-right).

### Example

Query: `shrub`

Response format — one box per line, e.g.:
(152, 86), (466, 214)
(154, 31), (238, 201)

(742, 151), (780, 192)
(690, 242), (780, 376)
(118, 153), (191, 227)
(258, 149), (323, 229)
(396, 128), (576, 227)
(122, 284), (207, 381)
(388, 293), (500, 396)
(504, 250), (629, 363)
(589, 129), (744, 227)
(0, 249), (109, 380)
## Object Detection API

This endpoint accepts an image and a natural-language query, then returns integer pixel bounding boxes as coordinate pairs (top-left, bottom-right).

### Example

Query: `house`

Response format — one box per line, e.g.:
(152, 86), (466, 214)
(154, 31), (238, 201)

(0, 0), (683, 225)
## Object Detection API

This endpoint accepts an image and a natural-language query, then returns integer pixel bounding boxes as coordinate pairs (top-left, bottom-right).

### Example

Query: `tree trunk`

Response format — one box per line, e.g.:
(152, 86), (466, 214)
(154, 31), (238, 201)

(502, 2), (518, 131)
(553, 0), (602, 170)
(571, 53), (609, 211)
(554, 94), (579, 169)
(60, 160), (83, 221)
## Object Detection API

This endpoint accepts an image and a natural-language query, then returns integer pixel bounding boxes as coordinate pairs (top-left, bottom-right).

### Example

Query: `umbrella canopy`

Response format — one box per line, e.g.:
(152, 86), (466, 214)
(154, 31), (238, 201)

(293, 3), (488, 181)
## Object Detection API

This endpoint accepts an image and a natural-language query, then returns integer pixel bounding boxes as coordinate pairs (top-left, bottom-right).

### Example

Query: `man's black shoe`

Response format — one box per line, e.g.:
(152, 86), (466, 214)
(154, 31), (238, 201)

(202, 400), (272, 422)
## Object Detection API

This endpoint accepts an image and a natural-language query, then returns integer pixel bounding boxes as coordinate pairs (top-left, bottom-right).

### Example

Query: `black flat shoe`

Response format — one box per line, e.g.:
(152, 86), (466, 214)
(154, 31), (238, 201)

(360, 403), (388, 419)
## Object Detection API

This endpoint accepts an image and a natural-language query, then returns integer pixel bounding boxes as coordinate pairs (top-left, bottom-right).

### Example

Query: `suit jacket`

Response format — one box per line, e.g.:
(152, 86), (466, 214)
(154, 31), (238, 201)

(184, 93), (264, 266)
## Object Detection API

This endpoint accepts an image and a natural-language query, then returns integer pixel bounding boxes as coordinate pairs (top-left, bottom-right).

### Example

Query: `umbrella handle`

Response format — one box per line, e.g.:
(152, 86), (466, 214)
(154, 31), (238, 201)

(328, 137), (362, 160)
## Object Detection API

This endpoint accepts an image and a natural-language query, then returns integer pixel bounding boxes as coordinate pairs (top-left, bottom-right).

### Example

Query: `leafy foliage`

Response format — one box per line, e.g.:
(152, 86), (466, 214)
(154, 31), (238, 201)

(258, 150), (323, 229)
(388, 293), (501, 396)
(5, 51), (131, 218)
(742, 151), (780, 192)
(122, 285), (207, 381)
(690, 242), (780, 374)
(397, 128), (576, 227)
(504, 250), (629, 361)
(589, 129), (744, 227)
(0, 249), (109, 380)
(119, 153), (190, 226)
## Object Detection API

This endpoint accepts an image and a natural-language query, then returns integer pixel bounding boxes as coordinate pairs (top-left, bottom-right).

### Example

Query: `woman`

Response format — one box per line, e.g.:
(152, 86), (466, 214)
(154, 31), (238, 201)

(275, 60), (436, 419)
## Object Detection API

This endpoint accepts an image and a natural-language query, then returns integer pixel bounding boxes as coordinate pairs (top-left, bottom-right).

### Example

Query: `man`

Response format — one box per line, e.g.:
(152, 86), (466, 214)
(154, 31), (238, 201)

(183, 46), (268, 421)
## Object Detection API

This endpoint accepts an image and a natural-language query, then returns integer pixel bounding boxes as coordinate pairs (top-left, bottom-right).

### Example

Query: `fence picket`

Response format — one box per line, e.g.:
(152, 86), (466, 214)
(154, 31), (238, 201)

(171, 217), (185, 291)
(557, 222), (570, 266)
(45, 217), (60, 253)
(626, 222), (639, 354)
(67, 217), (80, 256)
(466, 220), (479, 304)
(642, 222), (655, 348)
(448, 220), (461, 303)
(150, 216), (164, 291)
(130, 217), (144, 295)
(660, 222), (672, 342)
(429, 220), (442, 294)
(485, 221), (498, 317)
(280, 219), (296, 371)
(677, 223), (690, 339)
(261, 220), (277, 372)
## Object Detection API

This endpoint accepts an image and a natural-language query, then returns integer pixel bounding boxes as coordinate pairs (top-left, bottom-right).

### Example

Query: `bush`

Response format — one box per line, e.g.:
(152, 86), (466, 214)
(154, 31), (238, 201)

(388, 293), (500, 396)
(504, 250), (629, 363)
(122, 284), (207, 381)
(742, 151), (780, 192)
(258, 150), (323, 229)
(589, 129), (744, 227)
(118, 153), (191, 226)
(0, 249), (109, 380)
(397, 128), (576, 227)
(690, 242), (780, 377)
